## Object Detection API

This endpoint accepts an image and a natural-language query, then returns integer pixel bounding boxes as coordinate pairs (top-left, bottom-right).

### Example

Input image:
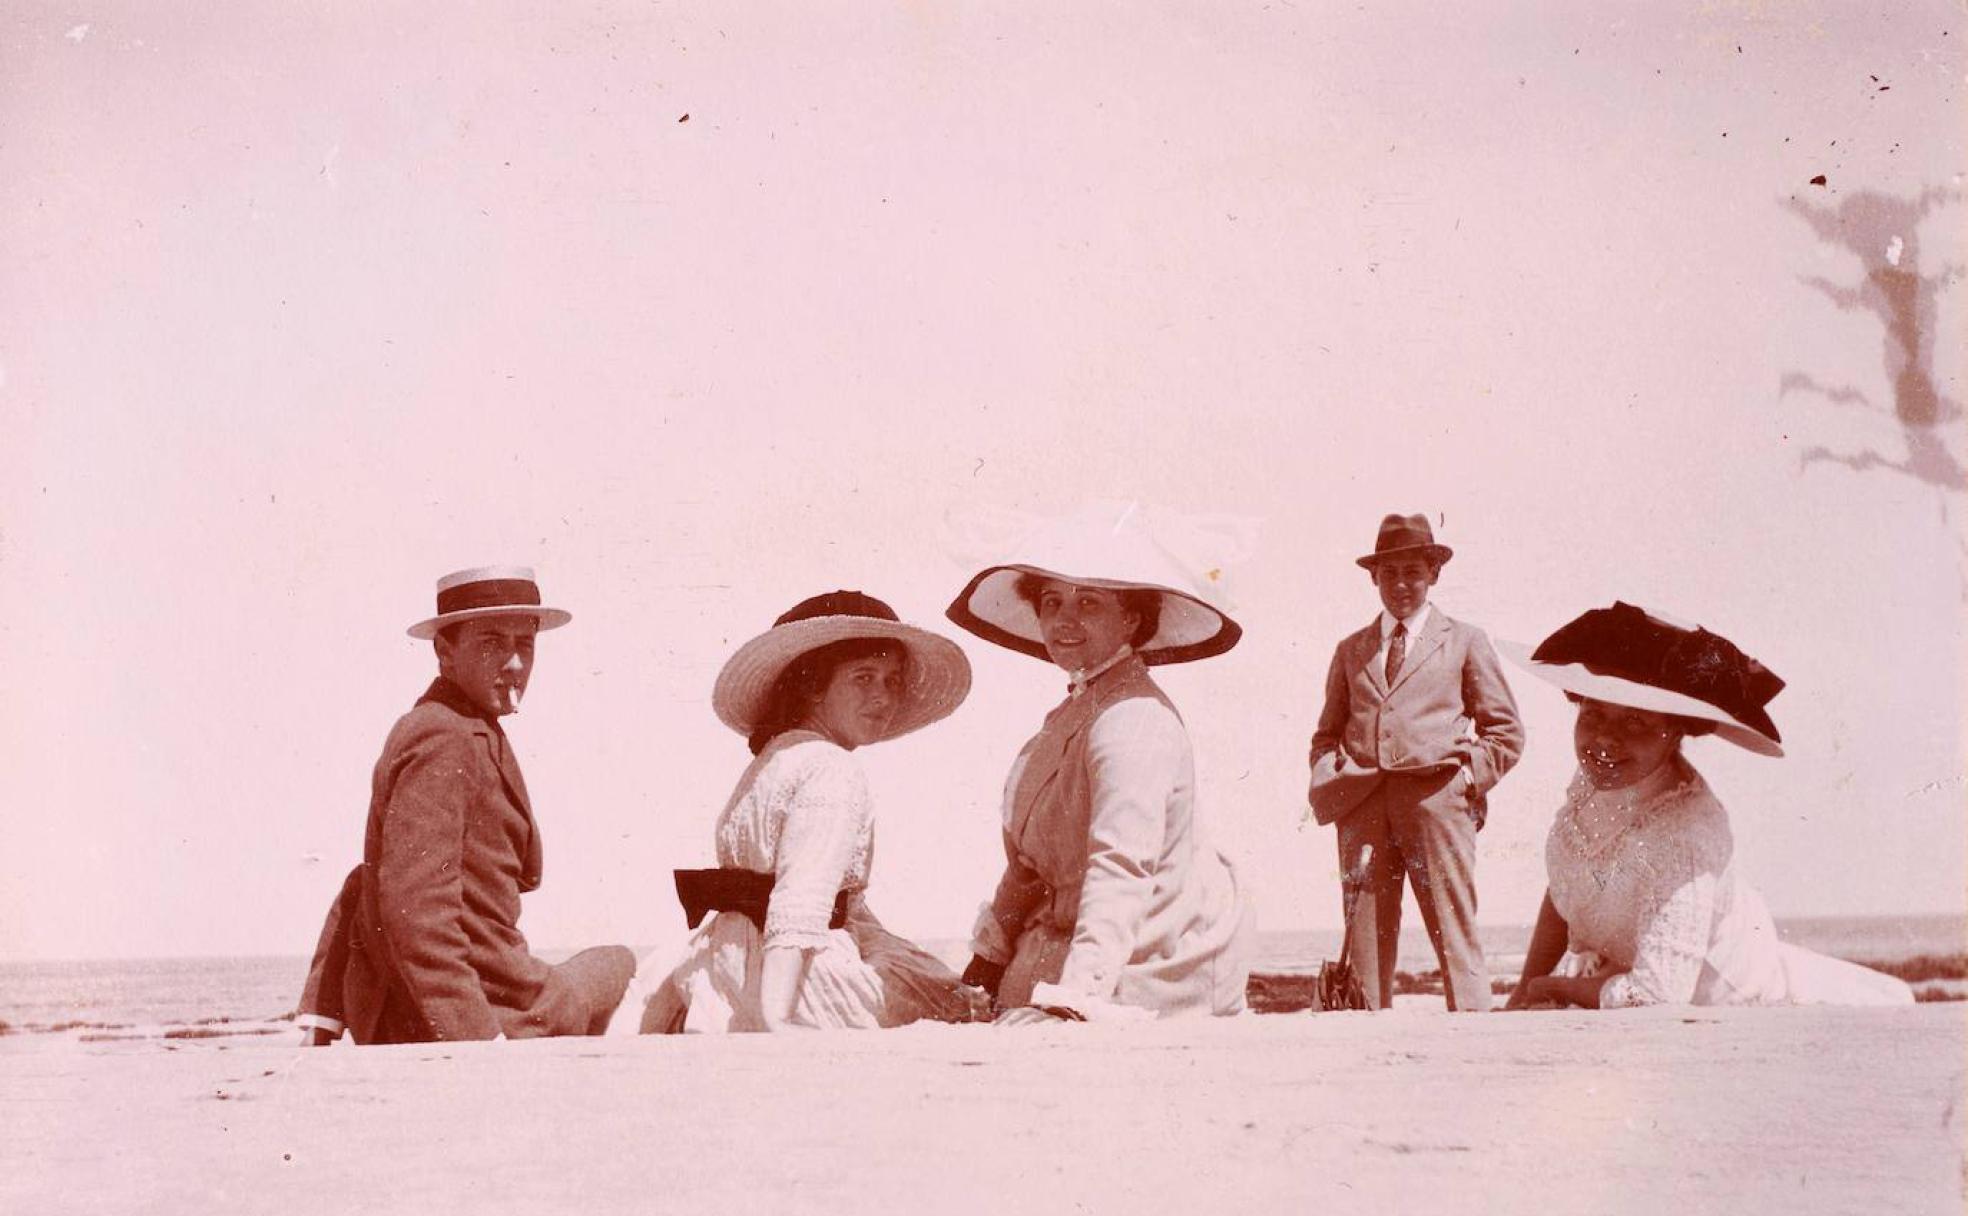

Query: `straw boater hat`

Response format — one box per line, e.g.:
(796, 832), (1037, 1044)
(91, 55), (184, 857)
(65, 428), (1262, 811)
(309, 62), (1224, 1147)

(406, 566), (573, 640)
(712, 590), (972, 742)
(1499, 601), (1786, 757)
(945, 501), (1243, 665)
(1356, 513), (1454, 570)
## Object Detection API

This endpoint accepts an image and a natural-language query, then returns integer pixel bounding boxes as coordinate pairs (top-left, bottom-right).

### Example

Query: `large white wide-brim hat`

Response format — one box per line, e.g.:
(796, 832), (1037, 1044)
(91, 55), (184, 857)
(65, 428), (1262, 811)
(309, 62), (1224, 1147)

(1498, 601), (1785, 758)
(406, 565), (573, 640)
(713, 590), (971, 743)
(945, 501), (1247, 665)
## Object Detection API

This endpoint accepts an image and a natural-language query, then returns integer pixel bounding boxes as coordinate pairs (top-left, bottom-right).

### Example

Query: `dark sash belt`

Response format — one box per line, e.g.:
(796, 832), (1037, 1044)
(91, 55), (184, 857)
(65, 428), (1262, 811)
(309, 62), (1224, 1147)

(673, 868), (851, 933)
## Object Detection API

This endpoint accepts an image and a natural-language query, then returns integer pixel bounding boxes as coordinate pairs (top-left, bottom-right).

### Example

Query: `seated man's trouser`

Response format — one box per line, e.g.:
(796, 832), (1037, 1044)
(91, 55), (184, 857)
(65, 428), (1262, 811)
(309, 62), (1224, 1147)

(298, 865), (637, 1043)
(369, 945), (638, 1043)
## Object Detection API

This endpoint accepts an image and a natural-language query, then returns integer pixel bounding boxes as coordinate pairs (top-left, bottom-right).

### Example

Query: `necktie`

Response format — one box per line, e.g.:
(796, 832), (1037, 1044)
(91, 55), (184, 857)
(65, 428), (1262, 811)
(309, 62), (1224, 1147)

(1385, 621), (1407, 685)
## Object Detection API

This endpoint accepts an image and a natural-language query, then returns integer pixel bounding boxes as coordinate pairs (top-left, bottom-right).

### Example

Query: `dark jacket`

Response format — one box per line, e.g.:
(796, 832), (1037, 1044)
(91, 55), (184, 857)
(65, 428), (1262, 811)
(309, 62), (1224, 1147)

(305, 678), (562, 1042)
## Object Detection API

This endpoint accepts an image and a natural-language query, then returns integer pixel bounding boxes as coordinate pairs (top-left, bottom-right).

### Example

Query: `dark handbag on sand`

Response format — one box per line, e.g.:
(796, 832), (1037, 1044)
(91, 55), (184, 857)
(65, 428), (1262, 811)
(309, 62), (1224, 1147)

(1316, 869), (1371, 1012)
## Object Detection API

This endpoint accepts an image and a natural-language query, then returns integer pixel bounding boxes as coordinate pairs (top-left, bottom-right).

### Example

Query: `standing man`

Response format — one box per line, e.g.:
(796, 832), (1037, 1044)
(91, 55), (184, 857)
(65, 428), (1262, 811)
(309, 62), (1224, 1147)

(1307, 516), (1524, 1012)
(297, 566), (634, 1043)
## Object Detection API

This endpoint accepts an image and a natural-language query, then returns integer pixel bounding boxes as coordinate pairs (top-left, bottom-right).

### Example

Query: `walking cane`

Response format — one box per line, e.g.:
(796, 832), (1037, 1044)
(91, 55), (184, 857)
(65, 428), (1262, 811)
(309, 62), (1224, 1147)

(1317, 845), (1372, 1011)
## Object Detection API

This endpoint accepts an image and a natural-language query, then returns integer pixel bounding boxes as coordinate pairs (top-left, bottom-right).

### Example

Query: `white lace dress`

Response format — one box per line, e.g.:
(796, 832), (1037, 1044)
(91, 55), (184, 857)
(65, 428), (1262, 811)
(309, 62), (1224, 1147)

(645, 730), (890, 1031)
(1545, 756), (1912, 1008)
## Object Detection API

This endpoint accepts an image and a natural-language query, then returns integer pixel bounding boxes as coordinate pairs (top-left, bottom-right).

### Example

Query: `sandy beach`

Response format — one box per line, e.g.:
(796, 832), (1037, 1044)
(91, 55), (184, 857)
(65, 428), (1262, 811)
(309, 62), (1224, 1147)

(2, 5), (1962, 1213)
(4, 1004), (1961, 1215)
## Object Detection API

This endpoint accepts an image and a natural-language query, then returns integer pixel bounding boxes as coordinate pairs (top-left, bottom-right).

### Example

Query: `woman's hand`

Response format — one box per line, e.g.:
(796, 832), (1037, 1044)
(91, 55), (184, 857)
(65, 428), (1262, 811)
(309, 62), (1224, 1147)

(993, 1005), (1084, 1027)
(958, 984), (996, 1023)
(1508, 974), (1612, 1010)
(1505, 976), (1559, 1010)
(1504, 891), (1573, 1011)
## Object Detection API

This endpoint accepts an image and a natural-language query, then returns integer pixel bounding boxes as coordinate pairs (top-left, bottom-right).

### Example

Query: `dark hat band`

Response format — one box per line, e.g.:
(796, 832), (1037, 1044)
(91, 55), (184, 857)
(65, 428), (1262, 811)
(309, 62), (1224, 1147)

(1357, 512), (1452, 568)
(1531, 602), (1784, 740)
(1373, 527), (1435, 554)
(436, 578), (544, 616)
(774, 590), (899, 628)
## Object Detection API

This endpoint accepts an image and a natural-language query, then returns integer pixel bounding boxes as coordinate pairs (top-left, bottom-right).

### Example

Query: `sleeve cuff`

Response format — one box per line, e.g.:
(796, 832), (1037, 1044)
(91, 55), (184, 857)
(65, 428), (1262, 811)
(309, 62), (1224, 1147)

(295, 1013), (345, 1038)
(1553, 949), (1604, 979)
(1599, 974), (1644, 1009)
(762, 927), (836, 952)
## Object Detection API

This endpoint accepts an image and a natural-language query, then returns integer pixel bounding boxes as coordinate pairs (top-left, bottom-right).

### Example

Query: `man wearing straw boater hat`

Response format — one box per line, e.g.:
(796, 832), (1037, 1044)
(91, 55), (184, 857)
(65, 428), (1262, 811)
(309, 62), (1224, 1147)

(1307, 515), (1524, 1012)
(295, 566), (635, 1044)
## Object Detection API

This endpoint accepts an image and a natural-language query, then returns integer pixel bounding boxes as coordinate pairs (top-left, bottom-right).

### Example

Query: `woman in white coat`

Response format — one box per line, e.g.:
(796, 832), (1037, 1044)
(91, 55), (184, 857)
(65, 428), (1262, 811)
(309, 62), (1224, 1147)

(947, 504), (1255, 1023)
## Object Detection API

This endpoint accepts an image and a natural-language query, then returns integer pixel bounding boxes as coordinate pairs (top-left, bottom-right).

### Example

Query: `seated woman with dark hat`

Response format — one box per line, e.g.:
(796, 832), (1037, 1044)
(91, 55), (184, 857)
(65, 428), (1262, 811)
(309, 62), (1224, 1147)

(1501, 603), (1912, 1009)
(623, 591), (988, 1032)
(947, 503), (1256, 1023)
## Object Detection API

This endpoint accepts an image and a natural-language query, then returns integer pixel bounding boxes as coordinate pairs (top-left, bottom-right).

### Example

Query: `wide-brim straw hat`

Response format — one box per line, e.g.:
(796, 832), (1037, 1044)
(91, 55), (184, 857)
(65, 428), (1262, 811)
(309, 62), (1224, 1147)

(945, 501), (1245, 665)
(406, 565), (573, 640)
(1499, 601), (1785, 757)
(712, 590), (971, 743)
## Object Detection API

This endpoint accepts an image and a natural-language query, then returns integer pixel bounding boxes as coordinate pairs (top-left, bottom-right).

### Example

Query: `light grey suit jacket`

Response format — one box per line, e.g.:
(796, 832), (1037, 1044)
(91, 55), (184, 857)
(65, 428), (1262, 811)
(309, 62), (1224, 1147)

(1307, 609), (1525, 827)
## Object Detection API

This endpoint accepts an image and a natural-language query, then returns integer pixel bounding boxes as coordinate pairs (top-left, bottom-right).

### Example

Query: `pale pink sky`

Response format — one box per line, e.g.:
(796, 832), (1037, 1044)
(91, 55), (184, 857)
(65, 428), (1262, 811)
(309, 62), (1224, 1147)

(1, 2), (1961, 959)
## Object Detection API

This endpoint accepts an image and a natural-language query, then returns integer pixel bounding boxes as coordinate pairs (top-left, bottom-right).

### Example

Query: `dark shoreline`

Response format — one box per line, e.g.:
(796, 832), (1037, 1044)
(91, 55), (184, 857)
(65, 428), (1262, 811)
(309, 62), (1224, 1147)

(1247, 953), (1968, 1013)
(3, 953), (1960, 1038)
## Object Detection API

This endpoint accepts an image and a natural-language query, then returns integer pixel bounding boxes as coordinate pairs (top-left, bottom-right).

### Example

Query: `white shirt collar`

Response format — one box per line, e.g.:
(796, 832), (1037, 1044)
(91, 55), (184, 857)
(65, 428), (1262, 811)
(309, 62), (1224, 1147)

(1379, 602), (1433, 640)
(1068, 645), (1135, 698)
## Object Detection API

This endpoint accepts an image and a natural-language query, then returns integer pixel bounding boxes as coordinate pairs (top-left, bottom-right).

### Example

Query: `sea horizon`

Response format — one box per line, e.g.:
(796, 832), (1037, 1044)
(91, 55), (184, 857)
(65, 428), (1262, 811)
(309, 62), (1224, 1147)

(4, 909), (1961, 969)
(2, 911), (1961, 1038)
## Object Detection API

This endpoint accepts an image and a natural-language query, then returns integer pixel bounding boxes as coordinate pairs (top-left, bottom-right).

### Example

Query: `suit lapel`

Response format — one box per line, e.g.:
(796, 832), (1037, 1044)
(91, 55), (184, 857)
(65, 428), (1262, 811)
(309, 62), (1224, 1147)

(484, 727), (544, 891)
(488, 728), (532, 819)
(419, 677), (545, 889)
(1006, 659), (1149, 843)
(1387, 611), (1452, 697)
(1352, 620), (1389, 697)
(1006, 695), (1092, 842)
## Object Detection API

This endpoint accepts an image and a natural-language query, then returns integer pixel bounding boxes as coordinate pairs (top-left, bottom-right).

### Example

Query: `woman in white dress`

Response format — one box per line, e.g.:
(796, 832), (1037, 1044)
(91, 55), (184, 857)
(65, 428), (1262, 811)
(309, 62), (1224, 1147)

(626, 590), (987, 1033)
(1502, 602), (1912, 1010)
(946, 503), (1255, 1024)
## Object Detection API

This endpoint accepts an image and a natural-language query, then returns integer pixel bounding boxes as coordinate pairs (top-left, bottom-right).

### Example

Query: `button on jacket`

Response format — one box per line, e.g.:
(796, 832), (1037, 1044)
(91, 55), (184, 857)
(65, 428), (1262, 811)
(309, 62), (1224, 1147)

(1308, 609), (1524, 828)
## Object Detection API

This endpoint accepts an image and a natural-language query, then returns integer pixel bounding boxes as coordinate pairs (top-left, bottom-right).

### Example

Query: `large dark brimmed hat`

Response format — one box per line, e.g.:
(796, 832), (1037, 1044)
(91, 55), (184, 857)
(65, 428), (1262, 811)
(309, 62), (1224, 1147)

(712, 590), (971, 743)
(1355, 513), (1454, 570)
(1498, 601), (1785, 757)
(406, 565), (573, 640)
(945, 502), (1242, 666)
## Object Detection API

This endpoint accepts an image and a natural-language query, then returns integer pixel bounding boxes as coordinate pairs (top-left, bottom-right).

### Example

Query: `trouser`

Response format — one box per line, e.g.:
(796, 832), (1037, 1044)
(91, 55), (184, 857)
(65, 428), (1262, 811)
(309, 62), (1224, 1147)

(371, 944), (638, 1042)
(1334, 769), (1489, 1012)
(526, 945), (639, 1036)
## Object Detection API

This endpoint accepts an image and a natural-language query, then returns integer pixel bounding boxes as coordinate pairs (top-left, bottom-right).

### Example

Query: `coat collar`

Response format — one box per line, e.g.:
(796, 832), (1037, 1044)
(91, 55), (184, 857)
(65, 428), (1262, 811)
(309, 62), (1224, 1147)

(416, 678), (540, 877)
(1351, 609), (1454, 695)
(1066, 645), (1138, 699)
(1063, 651), (1153, 711)
(1387, 609), (1453, 695)
(419, 676), (506, 729)
(1377, 602), (1434, 642)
